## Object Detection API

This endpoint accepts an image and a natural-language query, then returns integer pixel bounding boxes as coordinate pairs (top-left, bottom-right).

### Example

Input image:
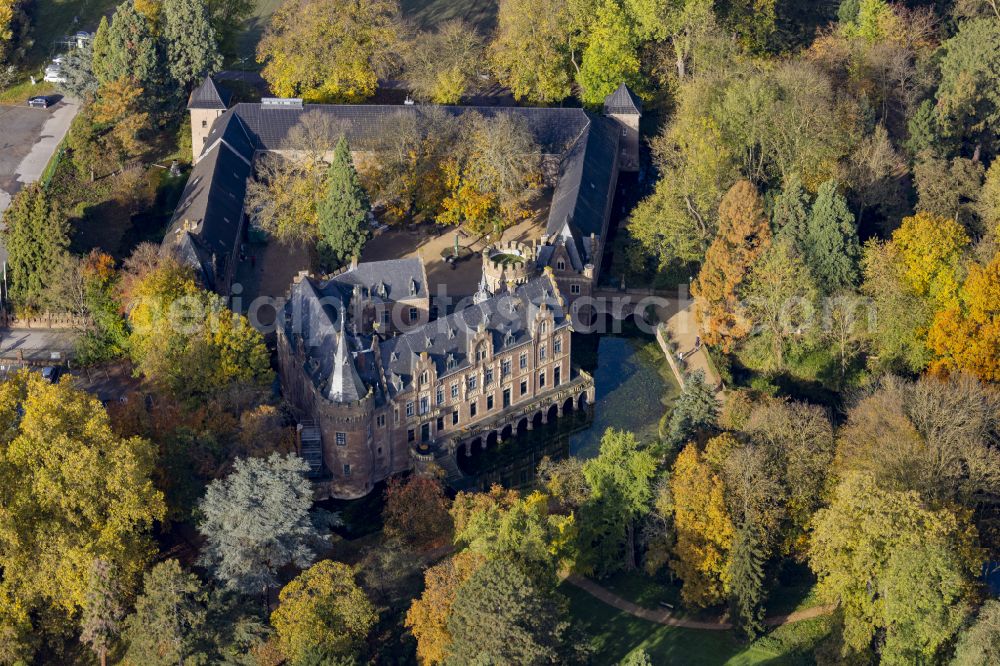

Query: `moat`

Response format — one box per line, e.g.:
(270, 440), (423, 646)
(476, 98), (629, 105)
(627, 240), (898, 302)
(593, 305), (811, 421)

(456, 328), (680, 490)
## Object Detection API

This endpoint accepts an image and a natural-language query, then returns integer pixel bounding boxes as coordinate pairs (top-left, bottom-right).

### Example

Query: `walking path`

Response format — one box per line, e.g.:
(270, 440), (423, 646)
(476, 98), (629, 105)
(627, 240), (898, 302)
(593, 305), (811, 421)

(658, 302), (723, 393)
(565, 574), (835, 631)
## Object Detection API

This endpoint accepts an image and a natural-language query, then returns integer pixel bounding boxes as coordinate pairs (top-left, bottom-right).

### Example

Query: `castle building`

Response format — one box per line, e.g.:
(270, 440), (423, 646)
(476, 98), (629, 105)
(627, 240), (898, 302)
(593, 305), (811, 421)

(277, 268), (594, 499)
(164, 78), (642, 306)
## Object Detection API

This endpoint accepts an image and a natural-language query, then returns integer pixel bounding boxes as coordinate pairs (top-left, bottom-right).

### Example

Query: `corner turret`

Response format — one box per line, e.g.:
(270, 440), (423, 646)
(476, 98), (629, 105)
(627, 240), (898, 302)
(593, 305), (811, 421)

(188, 76), (231, 161)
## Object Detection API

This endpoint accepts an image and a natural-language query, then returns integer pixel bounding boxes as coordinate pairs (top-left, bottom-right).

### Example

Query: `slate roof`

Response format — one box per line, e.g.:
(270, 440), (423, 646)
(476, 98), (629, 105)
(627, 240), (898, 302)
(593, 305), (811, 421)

(377, 275), (569, 398)
(543, 114), (620, 265)
(285, 273), (568, 405)
(603, 83), (642, 116)
(161, 129), (252, 289)
(227, 103), (591, 155)
(329, 258), (427, 301)
(188, 76), (231, 110)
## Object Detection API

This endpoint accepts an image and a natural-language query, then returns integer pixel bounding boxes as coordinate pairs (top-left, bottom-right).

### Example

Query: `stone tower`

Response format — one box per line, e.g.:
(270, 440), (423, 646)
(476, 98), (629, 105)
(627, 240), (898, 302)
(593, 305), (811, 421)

(603, 83), (642, 172)
(187, 76), (231, 162)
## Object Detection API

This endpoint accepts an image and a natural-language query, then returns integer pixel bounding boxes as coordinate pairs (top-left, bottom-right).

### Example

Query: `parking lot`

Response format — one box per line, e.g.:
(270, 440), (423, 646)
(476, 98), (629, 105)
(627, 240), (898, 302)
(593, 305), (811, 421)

(0, 97), (78, 221)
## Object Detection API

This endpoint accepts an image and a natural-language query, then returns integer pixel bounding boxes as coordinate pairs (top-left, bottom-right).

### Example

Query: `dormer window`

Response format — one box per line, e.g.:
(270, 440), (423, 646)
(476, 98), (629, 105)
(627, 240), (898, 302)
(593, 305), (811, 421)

(475, 343), (487, 362)
(420, 370), (429, 386)
(409, 279), (418, 296)
(446, 354), (457, 370)
(504, 330), (515, 346)
(557, 260), (565, 270)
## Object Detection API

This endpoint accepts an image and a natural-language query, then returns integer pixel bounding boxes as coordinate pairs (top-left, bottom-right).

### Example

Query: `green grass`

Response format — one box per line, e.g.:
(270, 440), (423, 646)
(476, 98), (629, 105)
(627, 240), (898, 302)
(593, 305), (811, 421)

(561, 583), (777, 665)
(25, 0), (117, 69)
(0, 78), (55, 103)
(600, 570), (682, 609)
(562, 581), (833, 665)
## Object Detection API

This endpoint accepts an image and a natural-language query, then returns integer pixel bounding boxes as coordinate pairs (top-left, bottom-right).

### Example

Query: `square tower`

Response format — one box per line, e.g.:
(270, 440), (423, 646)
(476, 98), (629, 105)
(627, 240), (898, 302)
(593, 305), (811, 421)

(188, 76), (231, 162)
(603, 83), (642, 172)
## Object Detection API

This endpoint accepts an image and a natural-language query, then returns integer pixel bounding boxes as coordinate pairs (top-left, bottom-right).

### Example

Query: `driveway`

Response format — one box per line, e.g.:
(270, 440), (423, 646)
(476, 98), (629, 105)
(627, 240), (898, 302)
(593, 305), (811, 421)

(0, 97), (79, 223)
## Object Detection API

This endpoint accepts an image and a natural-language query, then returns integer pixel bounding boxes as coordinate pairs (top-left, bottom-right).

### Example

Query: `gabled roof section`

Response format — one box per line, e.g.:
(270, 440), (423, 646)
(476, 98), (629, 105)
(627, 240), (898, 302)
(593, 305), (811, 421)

(603, 83), (642, 116)
(377, 275), (569, 397)
(329, 258), (427, 301)
(199, 109), (255, 160)
(188, 76), (231, 110)
(162, 138), (251, 288)
(230, 103), (591, 155)
(545, 115), (621, 264)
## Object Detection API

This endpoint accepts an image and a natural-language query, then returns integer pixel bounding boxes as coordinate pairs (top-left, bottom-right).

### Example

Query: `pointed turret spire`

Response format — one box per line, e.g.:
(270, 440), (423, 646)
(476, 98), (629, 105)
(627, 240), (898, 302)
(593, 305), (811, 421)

(473, 267), (492, 305)
(327, 313), (366, 402)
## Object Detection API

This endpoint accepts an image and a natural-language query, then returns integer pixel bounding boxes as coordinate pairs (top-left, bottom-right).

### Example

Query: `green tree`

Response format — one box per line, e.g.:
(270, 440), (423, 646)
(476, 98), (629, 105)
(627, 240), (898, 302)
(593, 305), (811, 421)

(1, 184), (70, 312)
(577, 0), (644, 106)
(197, 454), (320, 597)
(257, 0), (399, 102)
(914, 155), (985, 236)
(489, 0), (574, 104)
(403, 20), (483, 104)
(92, 0), (158, 88)
(727, 524), (766, 639)
(803, 180), (860, 292)
(80, 559), (126, 666)
(742, 238), (819, 370)
(936, 17), (1000, 151)
(809, 472), (979, 660)
(952, 600), (1000, 666)
(60, 40), (99, 99)
(663, 369), (718, 448)
(771, 173), (810, 246)
(123, 560), (210, 666)
(270, 560), (377, 665)
(162, 0), (222, 89)
(317, 136), (370, 268)
(579, 429), (657, 575)
(445, 559), (577, 665)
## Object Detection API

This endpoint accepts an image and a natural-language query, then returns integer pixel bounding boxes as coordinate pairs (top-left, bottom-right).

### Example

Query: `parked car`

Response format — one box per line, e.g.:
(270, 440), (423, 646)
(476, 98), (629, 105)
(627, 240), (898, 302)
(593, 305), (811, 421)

(43, 68), (65, 83)
(27, 96), (50, 108)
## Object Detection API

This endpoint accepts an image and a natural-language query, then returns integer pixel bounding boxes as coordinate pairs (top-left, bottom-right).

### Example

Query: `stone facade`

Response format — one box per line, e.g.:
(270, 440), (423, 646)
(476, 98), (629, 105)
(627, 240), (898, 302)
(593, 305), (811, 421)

(277, 268), (593, 499)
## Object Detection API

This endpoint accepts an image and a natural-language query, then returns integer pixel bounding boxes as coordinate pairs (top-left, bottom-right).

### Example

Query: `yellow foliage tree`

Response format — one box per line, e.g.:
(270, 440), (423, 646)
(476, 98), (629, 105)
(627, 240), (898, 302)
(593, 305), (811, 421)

(0, 371), (164, 646)
(257, 0), (399, 102)
(404, 550), (486, 665)
(891, 211), (970, 308)
(271, 560), (377, 663)
(928, 252), (1000, 382)
(669, 443), (735, 608)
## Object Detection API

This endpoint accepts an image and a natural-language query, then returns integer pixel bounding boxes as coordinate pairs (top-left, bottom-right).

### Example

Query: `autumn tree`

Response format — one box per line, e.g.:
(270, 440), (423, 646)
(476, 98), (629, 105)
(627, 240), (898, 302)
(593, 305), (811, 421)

(405, 549), (486, 665)
(383, 474), (453, 552)
(439, 112), (542, 235)
(1, 184), (70, 312)
(669, 442), (734, 608)
(578, 429), (657, 575)
(892, 211), (970, 308)
(257, 0), (399, 102)
(693, 180), (771, 350)
(403, 20), (483, 104)
(489, 0), (574, 104)
(741, 397), (834, 556)
(126, 256), (272, 400)
(577, 0), (644, 106)
(914, 155), (984, 235)
(810, 473), (979, 662)
(835, 374), (1000, 547)
(197, 454), (321, 597)
(270, 560), (377, 664)
(445, 559), (579, 665)
(0, 371), (164, 611)
(927, 252), (1000, 381)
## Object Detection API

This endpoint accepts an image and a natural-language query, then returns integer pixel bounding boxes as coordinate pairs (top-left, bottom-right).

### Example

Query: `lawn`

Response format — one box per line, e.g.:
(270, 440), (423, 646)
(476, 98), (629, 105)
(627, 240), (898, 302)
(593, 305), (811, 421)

(25, 0), (116, 69)
(562, 582), (834, 665)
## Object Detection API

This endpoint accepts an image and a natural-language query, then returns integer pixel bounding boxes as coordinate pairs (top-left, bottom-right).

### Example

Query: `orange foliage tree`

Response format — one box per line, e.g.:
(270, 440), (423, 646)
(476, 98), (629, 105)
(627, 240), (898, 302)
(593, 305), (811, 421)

(928, 252), (1000, 382)
(383, 475), (454, 552)
(693, 180), (772, 350)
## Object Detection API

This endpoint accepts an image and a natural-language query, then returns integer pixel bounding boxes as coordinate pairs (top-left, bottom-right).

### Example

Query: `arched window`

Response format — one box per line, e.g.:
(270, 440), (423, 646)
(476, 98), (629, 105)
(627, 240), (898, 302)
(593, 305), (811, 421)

(476, 343), (487, 362)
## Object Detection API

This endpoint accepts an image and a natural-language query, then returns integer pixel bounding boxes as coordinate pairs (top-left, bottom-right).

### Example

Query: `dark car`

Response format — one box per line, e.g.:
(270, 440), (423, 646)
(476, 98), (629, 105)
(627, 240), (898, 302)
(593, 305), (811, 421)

(27, 96), (50, 109)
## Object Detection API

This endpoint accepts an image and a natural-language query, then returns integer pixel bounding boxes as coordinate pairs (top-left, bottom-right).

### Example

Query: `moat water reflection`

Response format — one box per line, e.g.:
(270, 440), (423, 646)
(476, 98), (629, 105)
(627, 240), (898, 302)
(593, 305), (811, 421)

(456, 331), (680, 491)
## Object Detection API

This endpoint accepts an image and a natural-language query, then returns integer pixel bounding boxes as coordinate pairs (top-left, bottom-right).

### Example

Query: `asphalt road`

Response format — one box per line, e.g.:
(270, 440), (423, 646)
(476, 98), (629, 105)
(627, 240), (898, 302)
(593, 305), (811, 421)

(0, 96), (79, 225)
